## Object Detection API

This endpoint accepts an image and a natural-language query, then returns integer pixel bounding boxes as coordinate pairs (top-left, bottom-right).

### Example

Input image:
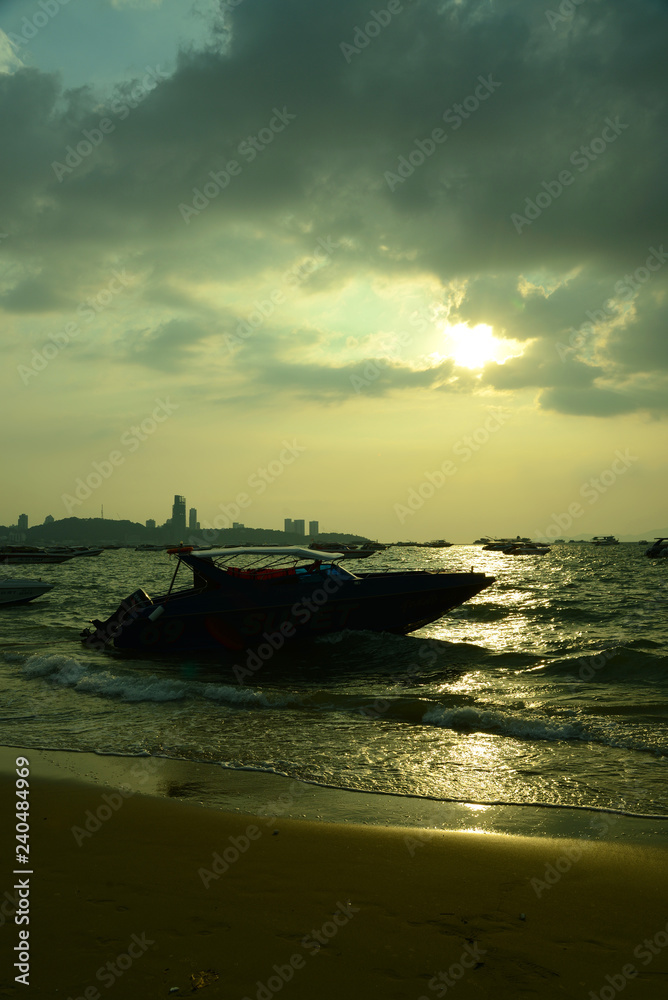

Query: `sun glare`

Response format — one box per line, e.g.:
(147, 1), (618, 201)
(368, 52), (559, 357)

(443, 323), (523, 370)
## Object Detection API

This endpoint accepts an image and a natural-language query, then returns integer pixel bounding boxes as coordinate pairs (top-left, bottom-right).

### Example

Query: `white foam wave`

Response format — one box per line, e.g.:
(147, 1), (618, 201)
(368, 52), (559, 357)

(422, 704), (588, 741)
(20, 653), (302, 708)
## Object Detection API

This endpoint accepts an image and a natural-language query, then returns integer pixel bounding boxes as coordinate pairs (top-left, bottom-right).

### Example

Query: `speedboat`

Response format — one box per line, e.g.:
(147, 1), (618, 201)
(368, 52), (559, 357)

(81, 545), (495, 653)
(482, 537), (529, 551)
(308, 542), (376, 560)
(0, 545), (74, 564)
(0, 578), (55, 606)
(45, 546), (103, 558)
(502, 542), (551, 555)
(646, 538), (668, 558)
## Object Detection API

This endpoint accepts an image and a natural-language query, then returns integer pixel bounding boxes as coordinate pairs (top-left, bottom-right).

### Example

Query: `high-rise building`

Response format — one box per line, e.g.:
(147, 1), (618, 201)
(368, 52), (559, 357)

(232, 522), (244, 530)
(293, 519), (305, 537)
(44, 515), (54, 525)
(18, 514), (28, 530)
(146, 519), (156, 529)
(171, 495), (186, 533)
(189, 508), (197, 530)
(284, 518), (293, 533)
(309, 520), (319, 536)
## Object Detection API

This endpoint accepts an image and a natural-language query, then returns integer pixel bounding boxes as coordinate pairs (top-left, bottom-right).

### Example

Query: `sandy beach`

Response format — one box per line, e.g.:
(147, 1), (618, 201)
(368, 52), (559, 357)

(0, 748), (666, 999)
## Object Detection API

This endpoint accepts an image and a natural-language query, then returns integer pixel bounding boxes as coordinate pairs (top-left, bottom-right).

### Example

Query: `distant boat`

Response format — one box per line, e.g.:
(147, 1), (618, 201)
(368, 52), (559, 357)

(592, 536), (619, 546)
(47, 546), (103, 558)
(308, 542), (376, 560)
(482, 536), (530, 551)
(645, 538), (668, 559)
(0, 578), (55, 606)
(0, 546), (74, 564)
(502, 542), (551, 556)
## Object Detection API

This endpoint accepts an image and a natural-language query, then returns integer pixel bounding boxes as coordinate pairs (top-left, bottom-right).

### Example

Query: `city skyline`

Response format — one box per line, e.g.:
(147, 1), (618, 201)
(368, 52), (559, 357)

(2, 496), (324, 538)
(1, 1), (666, 542)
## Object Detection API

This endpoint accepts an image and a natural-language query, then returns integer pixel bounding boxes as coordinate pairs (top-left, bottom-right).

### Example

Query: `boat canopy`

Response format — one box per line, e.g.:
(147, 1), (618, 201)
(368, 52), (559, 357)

(180, 546), (346, 561)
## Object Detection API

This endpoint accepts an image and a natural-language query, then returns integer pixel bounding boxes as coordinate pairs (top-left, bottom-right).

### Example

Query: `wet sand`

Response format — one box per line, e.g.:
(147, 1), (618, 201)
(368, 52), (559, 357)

(1, 747), (667, 999)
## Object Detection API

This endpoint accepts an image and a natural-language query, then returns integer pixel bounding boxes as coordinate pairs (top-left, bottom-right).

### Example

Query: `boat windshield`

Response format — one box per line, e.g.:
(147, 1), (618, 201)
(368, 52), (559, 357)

(175, 547), (359, 580)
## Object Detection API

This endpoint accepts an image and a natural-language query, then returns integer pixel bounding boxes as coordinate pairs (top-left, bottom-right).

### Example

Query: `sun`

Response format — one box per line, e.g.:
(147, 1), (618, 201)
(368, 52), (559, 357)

(442, 322), (523, 369)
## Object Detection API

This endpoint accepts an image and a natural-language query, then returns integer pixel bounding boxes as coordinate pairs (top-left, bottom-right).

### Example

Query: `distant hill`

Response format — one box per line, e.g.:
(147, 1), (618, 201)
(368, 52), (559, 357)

(0, 517), (371, 547)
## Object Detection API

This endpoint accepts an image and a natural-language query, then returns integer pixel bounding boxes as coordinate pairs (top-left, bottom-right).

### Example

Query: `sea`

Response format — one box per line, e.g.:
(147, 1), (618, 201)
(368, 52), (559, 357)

(2, 543), (667, 841)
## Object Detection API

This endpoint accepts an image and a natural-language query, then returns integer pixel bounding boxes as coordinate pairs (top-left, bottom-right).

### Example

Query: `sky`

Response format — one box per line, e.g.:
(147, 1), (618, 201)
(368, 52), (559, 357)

(1, 0), (667, 541)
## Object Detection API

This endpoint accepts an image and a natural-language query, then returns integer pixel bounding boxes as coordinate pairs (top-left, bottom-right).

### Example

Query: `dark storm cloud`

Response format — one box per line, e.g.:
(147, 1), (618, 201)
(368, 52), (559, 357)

(234, 328), (464, 402)
(113, 317), (224, 370)
(1, 0), (666, 415)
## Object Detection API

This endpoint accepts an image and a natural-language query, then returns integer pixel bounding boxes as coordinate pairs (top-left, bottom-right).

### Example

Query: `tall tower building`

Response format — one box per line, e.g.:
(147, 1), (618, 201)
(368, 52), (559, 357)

(189, 508), (197, 530)
(309, 520), (319, 536)
(293, 519), (305, 537)
(18, 514), (28, 531)
(172, 495), (187, 533)
(284, 518), (293, 533)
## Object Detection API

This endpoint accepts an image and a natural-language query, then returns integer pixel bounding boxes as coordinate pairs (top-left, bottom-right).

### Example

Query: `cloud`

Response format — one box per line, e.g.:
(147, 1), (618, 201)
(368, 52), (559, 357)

(0, 0), (666, 419)
(0, 30), (23, 75)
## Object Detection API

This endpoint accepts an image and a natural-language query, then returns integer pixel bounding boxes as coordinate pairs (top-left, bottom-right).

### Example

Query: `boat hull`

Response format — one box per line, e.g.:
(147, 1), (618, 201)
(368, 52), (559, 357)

(82, 570), (494, 653)
(0, 581), (54, 606)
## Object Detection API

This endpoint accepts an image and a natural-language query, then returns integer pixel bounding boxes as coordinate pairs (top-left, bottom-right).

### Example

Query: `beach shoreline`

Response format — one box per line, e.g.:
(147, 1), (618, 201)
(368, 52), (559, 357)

(1, 745), (667, 999)
(2, 744), (667, 845)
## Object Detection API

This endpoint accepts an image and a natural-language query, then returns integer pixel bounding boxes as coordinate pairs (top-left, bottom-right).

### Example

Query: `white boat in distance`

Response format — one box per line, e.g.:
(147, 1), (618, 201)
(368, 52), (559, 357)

(592, 536), (619, 545)
(0, 579), (55, 606)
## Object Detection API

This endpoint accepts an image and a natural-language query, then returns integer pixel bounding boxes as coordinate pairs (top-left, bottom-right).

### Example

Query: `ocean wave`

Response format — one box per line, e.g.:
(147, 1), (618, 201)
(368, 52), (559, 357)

(529, 646), (668, 684)
(19, 653), (302, 708)
(421, 704), (588, 741)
